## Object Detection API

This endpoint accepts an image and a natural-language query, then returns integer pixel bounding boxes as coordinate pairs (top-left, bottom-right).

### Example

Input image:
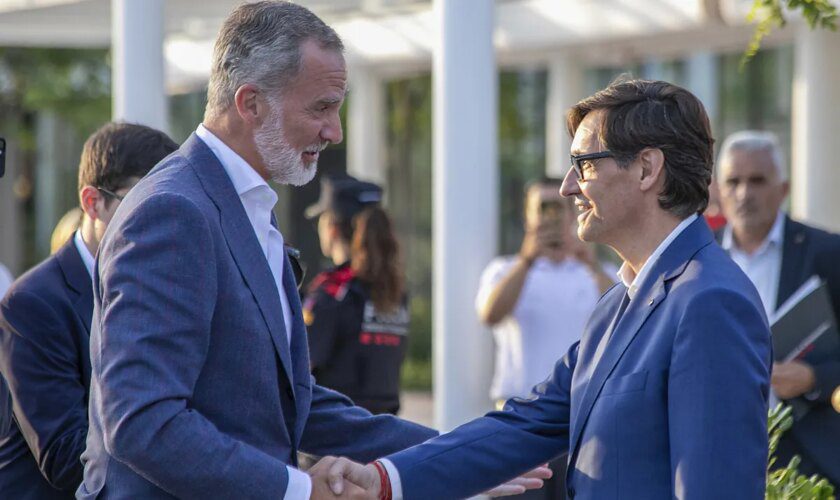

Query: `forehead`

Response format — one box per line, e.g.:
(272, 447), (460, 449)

(570, 110), (605, 153)
(288, 40), (347, 98)
(719, 148), (778, 178)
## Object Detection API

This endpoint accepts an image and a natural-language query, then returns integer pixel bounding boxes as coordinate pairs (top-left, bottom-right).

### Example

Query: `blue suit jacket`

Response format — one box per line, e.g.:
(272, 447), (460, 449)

(0, 240), (92, 499)
(387, 218), (772, 499)
(77, 134), (435, 499)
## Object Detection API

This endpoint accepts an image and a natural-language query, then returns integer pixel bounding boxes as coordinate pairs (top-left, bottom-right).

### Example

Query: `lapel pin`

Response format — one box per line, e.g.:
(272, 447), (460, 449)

(648, 298), (654, 306)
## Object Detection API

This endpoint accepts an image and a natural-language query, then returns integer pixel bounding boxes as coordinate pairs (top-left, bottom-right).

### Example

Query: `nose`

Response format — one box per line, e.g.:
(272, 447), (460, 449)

(321, 111), (343, 145)
(560, 168), (580, 198)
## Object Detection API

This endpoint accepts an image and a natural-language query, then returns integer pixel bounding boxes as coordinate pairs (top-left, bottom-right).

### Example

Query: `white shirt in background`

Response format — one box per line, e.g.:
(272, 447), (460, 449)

(73, 230), (95, 278)
(476, 256), (604, 400)
(0, 263), (13, 299)
(721, 211), (785, 319)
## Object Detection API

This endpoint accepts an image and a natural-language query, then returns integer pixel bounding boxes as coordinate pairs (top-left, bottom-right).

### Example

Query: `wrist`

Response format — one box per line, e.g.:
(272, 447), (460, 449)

(518, 253), (536, 267)
(370, 461), (391, 500)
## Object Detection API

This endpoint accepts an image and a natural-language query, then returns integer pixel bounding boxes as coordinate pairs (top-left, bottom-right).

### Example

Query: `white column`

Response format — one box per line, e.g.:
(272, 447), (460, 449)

(545, 54), (584, 177)
(111, 0), (168, 132)
(685, 51), (719, 129)
(347, 68), (386, 184)
(433, 0), (497, 431)
(792, 27), (840, 232)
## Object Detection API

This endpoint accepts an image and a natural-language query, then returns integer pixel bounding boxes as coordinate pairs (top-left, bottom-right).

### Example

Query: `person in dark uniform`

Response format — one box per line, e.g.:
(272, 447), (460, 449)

(303, 175), (409, 415)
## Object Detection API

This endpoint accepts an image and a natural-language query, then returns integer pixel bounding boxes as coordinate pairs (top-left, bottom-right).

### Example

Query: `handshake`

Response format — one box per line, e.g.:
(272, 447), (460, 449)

(307, 456), (552, 499)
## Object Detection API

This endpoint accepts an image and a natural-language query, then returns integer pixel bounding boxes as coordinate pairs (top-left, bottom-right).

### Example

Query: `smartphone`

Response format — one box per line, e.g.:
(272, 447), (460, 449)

(540, 200), (565, 249)
(0, 137), (5, 178)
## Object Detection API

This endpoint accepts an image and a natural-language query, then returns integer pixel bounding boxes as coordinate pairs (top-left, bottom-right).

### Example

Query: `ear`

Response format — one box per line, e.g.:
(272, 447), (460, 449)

(638, 147), (666, 193)
(780, 179), (790, 199)
(79, 186), (103, 221)
(233, 84), (263, 126)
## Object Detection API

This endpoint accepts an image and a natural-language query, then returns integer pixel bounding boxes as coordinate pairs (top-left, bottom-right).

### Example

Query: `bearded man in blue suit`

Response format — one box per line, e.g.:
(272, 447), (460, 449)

(325, 80), (773, 500)
(73, 3), (449, 499)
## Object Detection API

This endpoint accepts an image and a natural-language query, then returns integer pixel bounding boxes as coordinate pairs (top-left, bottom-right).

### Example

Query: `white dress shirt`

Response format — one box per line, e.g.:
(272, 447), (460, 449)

(0, 263), (14, 299)
(720, 211), (785, 318)
(195, 125), (309, 499)
(617, 214), (698, 298)
(74, 230), (95, 278)
(383, 215), (699, 499)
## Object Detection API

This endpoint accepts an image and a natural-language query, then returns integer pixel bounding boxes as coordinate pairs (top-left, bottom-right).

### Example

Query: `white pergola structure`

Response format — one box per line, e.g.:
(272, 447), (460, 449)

(3, 0), (840, 430)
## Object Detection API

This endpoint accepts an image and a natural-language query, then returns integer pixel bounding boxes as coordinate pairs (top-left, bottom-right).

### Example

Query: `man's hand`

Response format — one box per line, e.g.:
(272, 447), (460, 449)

(308, 456), (379, 500)
(484, 464), (553, 497)
(520, 224), (565, 263)
(772, 361), (816, 399)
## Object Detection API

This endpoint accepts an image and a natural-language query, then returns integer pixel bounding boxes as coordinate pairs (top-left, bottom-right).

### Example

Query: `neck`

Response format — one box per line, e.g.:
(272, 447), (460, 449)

(331, 242), (351, 266)
(79, 215), (99, 257)
(732, 221), (774, 255)
(202, 115), (269, 181)
(612, 210), (684, 276)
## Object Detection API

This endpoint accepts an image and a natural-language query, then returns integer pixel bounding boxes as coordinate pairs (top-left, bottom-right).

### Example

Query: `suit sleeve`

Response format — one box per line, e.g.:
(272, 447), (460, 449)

(383, 343), (578, 500)
(0, 290), (88, 490)
(668, 287), (771, 500)
(299, 380), (437, 462)
(93, 193), (291, 498)
(810, 246), (840, 403)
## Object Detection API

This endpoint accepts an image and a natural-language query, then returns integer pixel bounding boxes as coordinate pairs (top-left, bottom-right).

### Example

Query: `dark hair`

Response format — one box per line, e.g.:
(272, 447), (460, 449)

(567, 78), (714, 217)
(350, 206), (403, 313)
(77, 122), (178, 197)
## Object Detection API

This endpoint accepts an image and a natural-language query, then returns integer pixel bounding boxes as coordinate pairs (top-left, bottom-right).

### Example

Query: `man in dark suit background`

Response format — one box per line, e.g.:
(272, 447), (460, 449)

(717, 130), (840, 486)
(0, 122), (178, 499)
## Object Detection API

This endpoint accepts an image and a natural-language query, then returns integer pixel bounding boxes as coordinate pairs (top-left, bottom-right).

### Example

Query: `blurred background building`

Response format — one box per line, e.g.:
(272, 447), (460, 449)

(1, 0), (838, 429)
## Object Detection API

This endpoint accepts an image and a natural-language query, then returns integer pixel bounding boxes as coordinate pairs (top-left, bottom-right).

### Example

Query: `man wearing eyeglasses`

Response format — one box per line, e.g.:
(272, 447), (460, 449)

(0, 122), (177, 499)
(323, 79), (772, 499)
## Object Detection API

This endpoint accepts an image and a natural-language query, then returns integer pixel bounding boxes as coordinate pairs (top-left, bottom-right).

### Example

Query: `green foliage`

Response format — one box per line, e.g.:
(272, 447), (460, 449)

(766, 404), (836, 499)
(0, 47), (111, 137)
(743, 0), (838, 69)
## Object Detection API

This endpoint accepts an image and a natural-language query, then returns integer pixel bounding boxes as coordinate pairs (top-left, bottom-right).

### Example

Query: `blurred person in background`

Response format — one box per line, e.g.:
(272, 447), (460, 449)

(717, 130), (840, 486)
(476, 177), (614, 499)
(50, 208), (83, 255)
(0, 122), (177, 499)
(303, 175), (409, 416)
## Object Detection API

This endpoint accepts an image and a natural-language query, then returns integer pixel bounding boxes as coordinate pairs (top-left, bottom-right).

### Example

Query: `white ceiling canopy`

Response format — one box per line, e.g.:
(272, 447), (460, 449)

(0, 0), (787, 92)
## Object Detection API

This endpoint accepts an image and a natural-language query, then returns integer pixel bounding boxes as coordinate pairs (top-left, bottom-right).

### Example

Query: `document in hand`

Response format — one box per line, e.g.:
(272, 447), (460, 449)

(769, 275), (840, 418)
(770, 276), (839, 362)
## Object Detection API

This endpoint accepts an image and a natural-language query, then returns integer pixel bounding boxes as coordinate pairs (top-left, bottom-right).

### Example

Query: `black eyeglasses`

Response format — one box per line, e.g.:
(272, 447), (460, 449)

(570, 151), (614, 182)
(97, 187), (125, 202)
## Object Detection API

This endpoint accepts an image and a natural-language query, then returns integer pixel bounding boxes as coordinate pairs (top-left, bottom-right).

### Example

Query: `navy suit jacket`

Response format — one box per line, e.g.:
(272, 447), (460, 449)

(77, 134), (436, 499)
(720, 215), (840, 485)
(386, 217), (772, 499)
(0, 240), (93, 499)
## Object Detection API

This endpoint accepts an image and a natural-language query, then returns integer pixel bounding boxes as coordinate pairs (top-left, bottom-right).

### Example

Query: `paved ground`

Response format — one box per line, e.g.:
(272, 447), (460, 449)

(398, 390), (434, 428)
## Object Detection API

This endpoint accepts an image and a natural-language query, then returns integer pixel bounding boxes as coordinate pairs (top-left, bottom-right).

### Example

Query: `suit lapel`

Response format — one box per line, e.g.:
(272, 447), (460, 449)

(182, 134), (295, 387)
(776, 216), (809, 308)
(568, 217), (712, 463)
(283, 255), (313, 443)
(56, 240), (94, 333)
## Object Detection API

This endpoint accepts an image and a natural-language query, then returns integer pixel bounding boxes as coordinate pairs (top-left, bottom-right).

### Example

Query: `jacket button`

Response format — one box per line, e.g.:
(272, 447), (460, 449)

(286, 387), (294, 399)
(567, 488), (575, 498)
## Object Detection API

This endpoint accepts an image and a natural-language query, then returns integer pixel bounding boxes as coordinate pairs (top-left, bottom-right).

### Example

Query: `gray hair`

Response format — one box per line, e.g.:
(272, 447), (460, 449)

(205, 1), (344, 120)
(717, 130), (787, 181)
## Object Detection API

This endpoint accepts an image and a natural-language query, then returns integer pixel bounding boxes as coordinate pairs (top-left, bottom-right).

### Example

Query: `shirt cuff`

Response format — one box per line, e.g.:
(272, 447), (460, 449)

(284, 465), (312, 500)
(380, 458), (403, 500)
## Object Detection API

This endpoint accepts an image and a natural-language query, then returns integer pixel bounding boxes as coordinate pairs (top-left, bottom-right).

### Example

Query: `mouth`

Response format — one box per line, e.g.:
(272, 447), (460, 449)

(575, 199), (592, 222)
(302, 151), (320, 163)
